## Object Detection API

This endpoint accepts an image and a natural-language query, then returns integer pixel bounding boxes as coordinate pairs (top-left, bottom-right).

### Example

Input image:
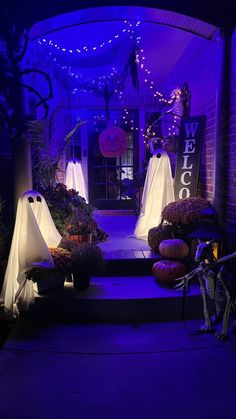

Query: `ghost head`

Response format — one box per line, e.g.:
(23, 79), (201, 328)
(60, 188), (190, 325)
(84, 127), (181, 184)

(0, 190), (61, 317)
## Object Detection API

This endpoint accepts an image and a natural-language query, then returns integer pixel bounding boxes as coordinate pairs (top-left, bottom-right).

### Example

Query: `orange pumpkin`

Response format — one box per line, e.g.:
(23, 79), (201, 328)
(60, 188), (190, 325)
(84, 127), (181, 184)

(159, 239), (189, 259)
(99, 126), (127, 157)
(152, 260), (187, 285)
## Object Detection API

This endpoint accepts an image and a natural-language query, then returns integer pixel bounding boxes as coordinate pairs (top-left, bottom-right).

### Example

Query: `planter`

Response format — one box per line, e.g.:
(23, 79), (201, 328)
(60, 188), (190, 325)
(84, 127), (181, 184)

(69, 233), (92, 244)
(35, 271), (65, 294)
(72, 272), (90, 291)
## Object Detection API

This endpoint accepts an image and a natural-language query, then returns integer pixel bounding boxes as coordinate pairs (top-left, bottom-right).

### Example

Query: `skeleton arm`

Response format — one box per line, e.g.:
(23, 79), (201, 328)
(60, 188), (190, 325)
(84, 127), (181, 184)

(175, 266), (202, 290)
(212, 251), (236, 267)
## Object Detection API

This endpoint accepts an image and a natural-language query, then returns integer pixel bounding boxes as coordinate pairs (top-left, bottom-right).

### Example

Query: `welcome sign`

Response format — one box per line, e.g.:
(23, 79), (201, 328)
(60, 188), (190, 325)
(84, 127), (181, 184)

(174, 115), (205, 200)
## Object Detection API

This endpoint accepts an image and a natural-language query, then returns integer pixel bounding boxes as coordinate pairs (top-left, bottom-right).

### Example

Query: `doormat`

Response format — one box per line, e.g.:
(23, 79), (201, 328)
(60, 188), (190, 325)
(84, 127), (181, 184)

(95, 210), (135, 216)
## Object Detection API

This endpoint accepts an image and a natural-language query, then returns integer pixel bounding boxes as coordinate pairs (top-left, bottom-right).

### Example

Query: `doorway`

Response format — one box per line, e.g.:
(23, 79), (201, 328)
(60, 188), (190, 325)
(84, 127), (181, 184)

(88, 109), (139, 209)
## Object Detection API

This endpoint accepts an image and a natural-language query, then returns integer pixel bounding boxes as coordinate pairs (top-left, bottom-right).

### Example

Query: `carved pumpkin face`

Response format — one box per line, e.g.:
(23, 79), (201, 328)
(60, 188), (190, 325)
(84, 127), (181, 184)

(99, 126), (127, 157)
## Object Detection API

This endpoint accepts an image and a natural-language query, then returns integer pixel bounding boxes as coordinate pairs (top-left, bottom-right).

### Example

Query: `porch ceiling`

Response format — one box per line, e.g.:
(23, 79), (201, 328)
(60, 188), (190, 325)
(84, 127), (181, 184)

(28, 6), (219, 97)
(1, 1), (235, 37)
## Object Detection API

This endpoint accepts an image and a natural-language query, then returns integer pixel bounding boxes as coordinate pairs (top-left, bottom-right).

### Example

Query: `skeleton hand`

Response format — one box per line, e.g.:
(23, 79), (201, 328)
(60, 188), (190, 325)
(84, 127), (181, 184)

(174, 276), (188, 291)
(175, 267), (201, 291)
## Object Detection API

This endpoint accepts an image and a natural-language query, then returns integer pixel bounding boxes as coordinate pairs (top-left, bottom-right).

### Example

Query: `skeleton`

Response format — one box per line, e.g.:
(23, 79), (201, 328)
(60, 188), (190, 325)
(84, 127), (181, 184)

(175, 240), (236, 340)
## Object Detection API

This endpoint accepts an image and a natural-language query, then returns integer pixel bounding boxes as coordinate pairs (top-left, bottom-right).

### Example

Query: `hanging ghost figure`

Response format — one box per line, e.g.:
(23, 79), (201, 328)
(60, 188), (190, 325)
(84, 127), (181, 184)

(0, 190), (61, 317)
(65, 160), (88, 203)
(134, 147), (175, 240)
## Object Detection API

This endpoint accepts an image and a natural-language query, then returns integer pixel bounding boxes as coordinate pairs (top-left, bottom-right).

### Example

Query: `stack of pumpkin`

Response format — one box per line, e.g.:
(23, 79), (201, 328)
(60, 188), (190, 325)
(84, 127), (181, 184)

(152, 238), (189, 286)
(149, 197), (212, 286)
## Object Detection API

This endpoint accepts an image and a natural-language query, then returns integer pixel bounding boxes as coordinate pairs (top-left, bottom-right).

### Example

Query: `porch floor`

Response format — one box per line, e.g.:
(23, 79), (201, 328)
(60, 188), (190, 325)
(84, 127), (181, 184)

(2, 213), (236, 419)
(94, 210), (163, 274)
(94, 210), (150, 253)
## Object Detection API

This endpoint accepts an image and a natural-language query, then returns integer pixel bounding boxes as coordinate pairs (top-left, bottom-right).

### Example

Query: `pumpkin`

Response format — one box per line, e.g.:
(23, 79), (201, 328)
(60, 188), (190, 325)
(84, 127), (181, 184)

(159, 239), (189, 259)
(152, 260), (187, 285)
(99, 126), (128, 157)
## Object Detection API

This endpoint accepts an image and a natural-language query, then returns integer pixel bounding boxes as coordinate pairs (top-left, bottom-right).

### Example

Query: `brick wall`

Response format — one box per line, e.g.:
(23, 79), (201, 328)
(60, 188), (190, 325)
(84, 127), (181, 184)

(227, 29), (236, 231)
(165, 35), (220, 201)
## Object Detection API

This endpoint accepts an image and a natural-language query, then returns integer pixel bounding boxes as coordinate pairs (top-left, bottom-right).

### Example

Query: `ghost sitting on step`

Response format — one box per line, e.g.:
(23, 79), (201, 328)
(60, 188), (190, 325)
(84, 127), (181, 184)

(0, 190), (61, 317)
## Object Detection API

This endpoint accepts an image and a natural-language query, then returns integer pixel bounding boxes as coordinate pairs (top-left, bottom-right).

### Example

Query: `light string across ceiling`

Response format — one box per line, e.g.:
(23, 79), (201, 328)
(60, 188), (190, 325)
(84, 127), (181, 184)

(36, 19), (183, 145)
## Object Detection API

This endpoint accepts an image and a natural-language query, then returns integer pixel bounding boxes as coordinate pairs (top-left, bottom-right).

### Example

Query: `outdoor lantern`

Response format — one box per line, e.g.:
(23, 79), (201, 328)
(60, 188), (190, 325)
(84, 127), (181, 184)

(188, 206), (226, 258)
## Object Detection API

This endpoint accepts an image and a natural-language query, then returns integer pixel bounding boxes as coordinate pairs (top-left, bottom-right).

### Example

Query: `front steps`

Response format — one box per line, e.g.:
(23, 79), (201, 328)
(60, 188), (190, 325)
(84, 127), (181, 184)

(101, 249), (163, 276)
(29, 276), (203, 323)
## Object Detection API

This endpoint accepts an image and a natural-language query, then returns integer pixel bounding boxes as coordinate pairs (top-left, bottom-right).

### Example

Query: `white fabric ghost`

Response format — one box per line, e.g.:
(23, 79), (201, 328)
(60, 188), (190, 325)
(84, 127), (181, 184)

(134, 149), (175, 240)
(65, 160), (88, 202)
(0, 190), (62, 317)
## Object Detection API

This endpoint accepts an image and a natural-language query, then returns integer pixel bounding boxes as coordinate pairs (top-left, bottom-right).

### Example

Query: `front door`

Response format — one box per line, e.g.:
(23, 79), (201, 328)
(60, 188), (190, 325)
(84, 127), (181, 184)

(88, 109), (138, 210)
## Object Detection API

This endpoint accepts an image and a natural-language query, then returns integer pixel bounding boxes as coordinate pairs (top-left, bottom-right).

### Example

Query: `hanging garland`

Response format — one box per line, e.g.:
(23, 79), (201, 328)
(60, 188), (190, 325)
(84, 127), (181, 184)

(35, 19), (186, 146)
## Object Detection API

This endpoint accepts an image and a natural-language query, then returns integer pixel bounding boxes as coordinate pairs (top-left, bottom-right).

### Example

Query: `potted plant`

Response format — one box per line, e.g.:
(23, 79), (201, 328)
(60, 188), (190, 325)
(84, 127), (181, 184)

(40, 183), (108, 243)
(26, 247), (72, 294)
(40, 183), (93, 234)
(66, 241), (105, 290)
(161, 197), (210, 226)
(161, 197), (211, 240)
(65, 209), (97, 243)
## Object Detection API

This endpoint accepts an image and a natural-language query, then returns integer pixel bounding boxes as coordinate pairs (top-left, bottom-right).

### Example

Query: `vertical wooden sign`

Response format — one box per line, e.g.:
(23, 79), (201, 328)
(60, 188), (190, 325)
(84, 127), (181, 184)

(174, 115), (205, 200)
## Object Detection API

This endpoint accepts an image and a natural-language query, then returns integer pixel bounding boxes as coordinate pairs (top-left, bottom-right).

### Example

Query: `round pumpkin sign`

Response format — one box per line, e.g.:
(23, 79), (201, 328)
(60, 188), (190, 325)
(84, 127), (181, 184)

(99, 126), (127, 158)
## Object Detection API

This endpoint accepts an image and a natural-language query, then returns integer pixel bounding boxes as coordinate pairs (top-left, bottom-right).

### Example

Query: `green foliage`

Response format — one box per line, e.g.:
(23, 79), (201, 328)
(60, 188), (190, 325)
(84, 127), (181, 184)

(71, 243), (105, 275)
(27, 119), (56, 189)
(59, 237), (82, 252)
(40, 183), (94, 235)
(65, 211), (96, 235)
(40, 183), (108, 242)
(61, 240), (105, 276)
(28, 118), (86, 189)
(26, 247), (72, 282)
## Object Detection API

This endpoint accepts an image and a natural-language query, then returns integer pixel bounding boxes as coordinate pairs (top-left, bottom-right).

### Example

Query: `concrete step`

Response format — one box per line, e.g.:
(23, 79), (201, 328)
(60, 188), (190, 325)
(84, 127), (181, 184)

(101, 250), (194, 276)
(28, 276), (203, 323)
(102, 250), (163, 276)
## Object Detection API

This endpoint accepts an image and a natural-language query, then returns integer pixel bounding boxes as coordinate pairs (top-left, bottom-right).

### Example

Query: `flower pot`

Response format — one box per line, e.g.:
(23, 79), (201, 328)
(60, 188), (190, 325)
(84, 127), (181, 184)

(72, 272), (90, 291)
(69, 233), (92, 244)
(35, 271), (65, 294)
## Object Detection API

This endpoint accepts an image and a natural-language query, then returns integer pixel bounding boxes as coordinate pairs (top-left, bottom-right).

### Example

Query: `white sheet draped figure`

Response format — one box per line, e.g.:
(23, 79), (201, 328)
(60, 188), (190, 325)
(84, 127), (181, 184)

(134, 149), (175, 240)
(0, 190), (61, 317)
(65, 160), (88, 202)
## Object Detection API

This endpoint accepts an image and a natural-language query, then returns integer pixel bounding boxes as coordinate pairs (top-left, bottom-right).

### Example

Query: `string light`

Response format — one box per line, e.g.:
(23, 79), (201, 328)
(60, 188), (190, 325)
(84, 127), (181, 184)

(38, 19), (166, 102)
(38, 20), (132, 56)
(37, 19), (183, 144)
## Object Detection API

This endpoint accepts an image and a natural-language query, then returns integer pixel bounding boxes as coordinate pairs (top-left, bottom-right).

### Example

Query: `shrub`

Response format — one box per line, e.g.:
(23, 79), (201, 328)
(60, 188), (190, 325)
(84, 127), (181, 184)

(162, 197), (210, 225)
(148, 223), (174, 253)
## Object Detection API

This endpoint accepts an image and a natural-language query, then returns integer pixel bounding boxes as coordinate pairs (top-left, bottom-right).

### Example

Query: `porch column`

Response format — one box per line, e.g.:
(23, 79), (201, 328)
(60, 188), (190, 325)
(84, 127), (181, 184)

(213, 28), (232, 226)
(13, 135), (32, 209)
(10, 33), (33, 210)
